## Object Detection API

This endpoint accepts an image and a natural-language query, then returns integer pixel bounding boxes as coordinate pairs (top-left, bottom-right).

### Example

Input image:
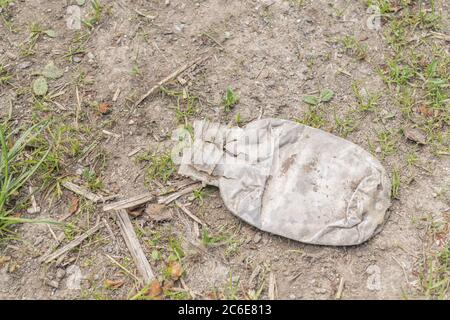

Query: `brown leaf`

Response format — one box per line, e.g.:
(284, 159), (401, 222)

(145, 203), (172, 222)
(98, 102), (111, 114)
(404, 128), (427, 145)
(127, 207), (144, 218)
(418, 105), (433, 117)
(68, 197), (79, 215)
(8, 261), (18, 273)
(162, 279), (174, 290)
(167, 261), (183, 280)
(0, 256), (11, 267)
(104, 278), (125, 289)
(145, 280), (162, 298)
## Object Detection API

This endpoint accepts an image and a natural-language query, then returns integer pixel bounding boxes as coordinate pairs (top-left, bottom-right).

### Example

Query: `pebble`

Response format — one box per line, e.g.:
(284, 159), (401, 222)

(5, 52), (17, 60)
(404, 128), (427, 145)
(314, 287), (327, 294)
(46, 279), (59, 289)
(253, 232), (262, 243)
(17, 61), (32, 69)
(174, 23), (185, 33)
(66, 265), (82, 290)
(56, 268), (66, 279)
(73, 56), (82, 63)
(33, 237), (44, 246)
(86, 52), (95, 63)
(366, 264), (382, 291)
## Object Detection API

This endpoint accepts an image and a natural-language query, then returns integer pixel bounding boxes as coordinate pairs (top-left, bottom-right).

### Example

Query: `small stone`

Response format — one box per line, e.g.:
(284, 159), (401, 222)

(73, 56), (82, 63)
(5, 52), (17, 60)
(145, 203), (172, 222)
(404, 128), (427, 145)
(26, 207), (40, 214)
(253, 232), (262, 244)
(375, 146), (382, 153)
(56, 268), (66, 279)
(66, 265), (82, 290)
(259, 69), (270, 79)
(289, 294), (296, 299)
(165, 0), (170, 6)
(366, 264), (381, 291)
(314, 287), (327, 294)
(17, 61), (32, 69)
(174, 23), (185, 33)
(33, 237), (44, 246)
(46, 279), (59, 289)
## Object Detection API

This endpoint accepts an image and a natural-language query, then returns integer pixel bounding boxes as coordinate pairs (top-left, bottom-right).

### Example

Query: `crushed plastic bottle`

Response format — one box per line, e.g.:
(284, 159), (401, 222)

(178, 118), (391, 246)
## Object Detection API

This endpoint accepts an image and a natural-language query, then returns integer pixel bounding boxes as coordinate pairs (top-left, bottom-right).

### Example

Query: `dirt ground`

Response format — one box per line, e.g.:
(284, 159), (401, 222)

(0, 0), (449, 300)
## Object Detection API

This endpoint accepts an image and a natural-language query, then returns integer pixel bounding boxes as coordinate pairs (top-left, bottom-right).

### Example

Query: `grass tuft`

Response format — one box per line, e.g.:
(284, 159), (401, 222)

(0, 121), (50, 235)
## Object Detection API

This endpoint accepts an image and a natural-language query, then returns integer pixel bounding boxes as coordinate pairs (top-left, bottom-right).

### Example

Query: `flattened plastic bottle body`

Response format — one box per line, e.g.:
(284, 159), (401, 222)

(179, 118), (391, 246)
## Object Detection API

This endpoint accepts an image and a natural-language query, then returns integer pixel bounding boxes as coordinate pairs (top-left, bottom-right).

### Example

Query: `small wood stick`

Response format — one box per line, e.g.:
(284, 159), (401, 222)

(102, 217), (117, 242)
(116, 209), (155, 284)
(47, 224), (59, 242)
(134, 55), (210, 107)
(75, 86), (81, 129)
(103, 193), (155, 212)
(175, 201), (205, 226)
(157, 182), (202, 205)
(41, 223), (103, 263)
(62, 181), (102, 203)
(112, 87), (121, 102)
(335, 277), (345, 300)
(268, 272), (278, 300)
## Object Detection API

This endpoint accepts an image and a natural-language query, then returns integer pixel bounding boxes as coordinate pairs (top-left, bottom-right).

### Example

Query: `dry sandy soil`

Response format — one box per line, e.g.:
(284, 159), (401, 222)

(0, 0), (449, 299)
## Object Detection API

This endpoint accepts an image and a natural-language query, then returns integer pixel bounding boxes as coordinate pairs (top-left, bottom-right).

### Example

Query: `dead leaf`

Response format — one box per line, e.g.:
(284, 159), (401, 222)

(145, 280), (162, 298)
(404, 128), (427, 145)
(0, 256), (11, 267)
(98, 102), (111, 114)
(8, 262), (17, 273)
(205, 291), (219, 299)
(418, 105), (433, 117)
(104, 278), (125, 289)
(145, 203), (172, 222)
(127, 207), (144, 218)
(162, 279), (174, 290)
(167, 261), (183, 280)
(68, 197), (79, 215)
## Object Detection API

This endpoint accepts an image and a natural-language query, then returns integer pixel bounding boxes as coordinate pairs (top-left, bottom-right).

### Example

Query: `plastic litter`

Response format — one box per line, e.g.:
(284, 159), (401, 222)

(178, 118), (391, 246)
